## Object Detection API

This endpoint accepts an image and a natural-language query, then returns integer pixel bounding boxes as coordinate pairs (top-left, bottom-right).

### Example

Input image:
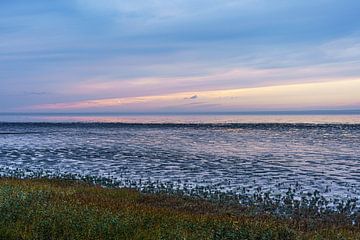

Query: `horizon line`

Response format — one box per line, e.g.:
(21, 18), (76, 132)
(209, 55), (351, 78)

(1, 109), (360, 116)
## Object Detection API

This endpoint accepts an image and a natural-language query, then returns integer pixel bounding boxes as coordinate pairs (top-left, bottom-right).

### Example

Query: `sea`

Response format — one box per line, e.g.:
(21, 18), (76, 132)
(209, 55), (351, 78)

(0, 112), (359, 200)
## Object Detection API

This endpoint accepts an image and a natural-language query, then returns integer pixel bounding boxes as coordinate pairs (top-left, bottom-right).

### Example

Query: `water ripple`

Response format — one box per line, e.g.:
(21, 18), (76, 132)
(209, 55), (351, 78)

(0, 123), (359, 199)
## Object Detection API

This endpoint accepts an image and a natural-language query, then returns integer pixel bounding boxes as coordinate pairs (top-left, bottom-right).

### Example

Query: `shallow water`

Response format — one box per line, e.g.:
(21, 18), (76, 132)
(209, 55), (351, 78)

(0, 116), (359, 200)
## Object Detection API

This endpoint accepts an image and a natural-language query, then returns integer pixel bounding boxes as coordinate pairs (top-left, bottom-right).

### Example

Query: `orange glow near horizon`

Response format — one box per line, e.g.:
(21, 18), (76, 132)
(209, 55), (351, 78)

(29, 79), (360, 111)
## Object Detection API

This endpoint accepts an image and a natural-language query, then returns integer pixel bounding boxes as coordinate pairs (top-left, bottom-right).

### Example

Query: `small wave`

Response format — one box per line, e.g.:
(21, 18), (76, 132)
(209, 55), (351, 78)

(0, 132), (43, 135)
(1, 122), (360, 130)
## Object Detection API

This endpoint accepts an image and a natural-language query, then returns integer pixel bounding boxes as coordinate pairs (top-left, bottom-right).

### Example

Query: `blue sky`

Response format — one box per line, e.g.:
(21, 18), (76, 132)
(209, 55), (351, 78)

(1, 0), (360, 112)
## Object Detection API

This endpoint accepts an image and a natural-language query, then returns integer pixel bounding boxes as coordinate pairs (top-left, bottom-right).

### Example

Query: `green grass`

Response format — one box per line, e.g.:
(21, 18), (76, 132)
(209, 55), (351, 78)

(0, 178), (359, 239)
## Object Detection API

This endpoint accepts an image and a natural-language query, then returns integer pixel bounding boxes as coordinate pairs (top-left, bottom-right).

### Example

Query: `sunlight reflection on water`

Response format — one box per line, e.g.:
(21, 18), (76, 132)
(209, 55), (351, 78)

(1, 113), (360, 124)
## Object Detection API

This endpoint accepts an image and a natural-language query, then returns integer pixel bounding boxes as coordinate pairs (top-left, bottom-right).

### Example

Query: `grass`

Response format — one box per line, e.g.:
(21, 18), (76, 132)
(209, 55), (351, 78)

(0, 177), (359, 240)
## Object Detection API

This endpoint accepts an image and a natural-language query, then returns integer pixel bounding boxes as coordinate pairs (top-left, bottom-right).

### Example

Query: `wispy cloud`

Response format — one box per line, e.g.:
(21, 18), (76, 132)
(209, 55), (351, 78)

(1, 1), (360, 111)
(184, 95), (198, 100)
(56, 61), (360, 97)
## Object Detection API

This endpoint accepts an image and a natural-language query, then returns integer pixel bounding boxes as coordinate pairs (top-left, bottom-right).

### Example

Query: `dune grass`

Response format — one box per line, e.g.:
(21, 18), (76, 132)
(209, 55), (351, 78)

(0, 178), (358, 239)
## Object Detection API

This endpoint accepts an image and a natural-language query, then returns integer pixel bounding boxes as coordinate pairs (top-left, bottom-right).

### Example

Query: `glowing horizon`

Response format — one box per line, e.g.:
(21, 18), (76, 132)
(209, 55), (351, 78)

(28, 79), (360, 112)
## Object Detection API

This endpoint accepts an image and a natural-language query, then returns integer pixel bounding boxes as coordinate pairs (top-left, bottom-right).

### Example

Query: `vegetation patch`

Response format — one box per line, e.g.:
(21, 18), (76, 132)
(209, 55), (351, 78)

(0, 175), (358, 239)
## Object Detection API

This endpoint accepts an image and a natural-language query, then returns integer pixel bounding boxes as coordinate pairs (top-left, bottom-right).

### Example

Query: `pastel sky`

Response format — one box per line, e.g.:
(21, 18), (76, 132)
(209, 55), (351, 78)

(1, 0), (360, 112)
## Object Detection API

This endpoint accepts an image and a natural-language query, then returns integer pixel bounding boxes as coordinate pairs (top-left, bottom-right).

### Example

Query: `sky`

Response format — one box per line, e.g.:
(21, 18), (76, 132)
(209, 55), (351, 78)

(1, 0), (360, 113)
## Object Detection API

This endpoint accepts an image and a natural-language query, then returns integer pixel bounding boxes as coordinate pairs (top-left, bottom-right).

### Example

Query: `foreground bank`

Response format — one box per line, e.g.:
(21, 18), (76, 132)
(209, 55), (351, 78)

(0, 178), (359, 240)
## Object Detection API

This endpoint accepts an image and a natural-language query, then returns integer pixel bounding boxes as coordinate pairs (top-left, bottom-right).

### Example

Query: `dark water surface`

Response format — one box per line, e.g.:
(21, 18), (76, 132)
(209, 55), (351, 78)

(0, 114), (359, 199)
